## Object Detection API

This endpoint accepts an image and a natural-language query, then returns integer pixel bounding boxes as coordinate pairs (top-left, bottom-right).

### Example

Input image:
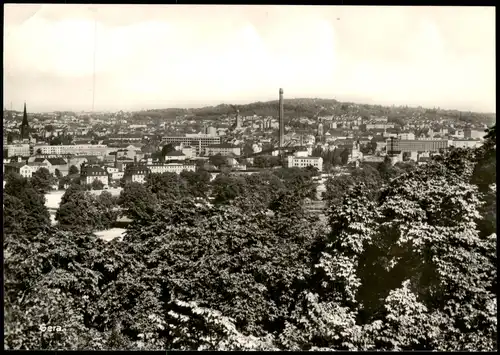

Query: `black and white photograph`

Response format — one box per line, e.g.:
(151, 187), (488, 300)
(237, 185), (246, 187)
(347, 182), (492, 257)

(3, 4), (496, 351)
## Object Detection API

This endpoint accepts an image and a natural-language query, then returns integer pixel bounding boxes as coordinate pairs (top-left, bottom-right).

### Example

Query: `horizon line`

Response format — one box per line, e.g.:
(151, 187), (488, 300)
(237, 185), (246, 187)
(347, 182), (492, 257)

(5, 96), (497, 115)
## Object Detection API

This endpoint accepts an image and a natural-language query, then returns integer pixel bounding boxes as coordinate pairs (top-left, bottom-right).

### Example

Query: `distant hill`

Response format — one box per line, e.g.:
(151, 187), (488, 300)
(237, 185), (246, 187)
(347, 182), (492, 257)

(133, 98), (341, 121)
(130, 98), (495, 126)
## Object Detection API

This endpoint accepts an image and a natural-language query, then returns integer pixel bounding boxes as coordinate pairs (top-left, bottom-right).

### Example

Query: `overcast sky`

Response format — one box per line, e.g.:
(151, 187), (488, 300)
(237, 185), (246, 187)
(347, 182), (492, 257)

(3, 5), (496, 113)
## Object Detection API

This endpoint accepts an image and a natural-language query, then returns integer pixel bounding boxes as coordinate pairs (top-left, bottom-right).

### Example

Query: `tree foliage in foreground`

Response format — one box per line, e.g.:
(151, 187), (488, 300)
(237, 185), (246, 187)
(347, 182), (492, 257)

(4, 127), (497, 350)
(280, 149), (497, 351)
(118, 182), (159, 221)
(56, 187), (118, 232)
(3, 173), (51, 238)
(31, 167), (57, 194)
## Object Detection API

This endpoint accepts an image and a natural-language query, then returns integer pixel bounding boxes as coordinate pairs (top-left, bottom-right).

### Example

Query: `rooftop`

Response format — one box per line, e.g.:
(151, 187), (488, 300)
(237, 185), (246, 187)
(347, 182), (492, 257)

(165, 150), (185, 156)
(81, 166), (106, 174)
(47, 158), (67, 165)
(5, 162), (27, 168)
(207, 143), (239, 149)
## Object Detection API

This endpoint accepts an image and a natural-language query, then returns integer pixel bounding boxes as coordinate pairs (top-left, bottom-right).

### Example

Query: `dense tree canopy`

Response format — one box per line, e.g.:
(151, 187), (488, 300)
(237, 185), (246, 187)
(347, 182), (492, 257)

(208, 154), (227, 169)
(253, 155), (281, 169)
(118, 182), (159, 221)
(161, 144), (176, 157)
(91, 179), (105, 190)
(324, 164), (383, 207)
(3, 173), (51, 238)
(4, 129), (497, 350)
(56, 188), (118, 232)
(145, 172), (188, 201)
(31, 167), (57, 194)
(179, 169), (211, 198)
(211, 173), (247, 205)
(69, 165), (80, 175)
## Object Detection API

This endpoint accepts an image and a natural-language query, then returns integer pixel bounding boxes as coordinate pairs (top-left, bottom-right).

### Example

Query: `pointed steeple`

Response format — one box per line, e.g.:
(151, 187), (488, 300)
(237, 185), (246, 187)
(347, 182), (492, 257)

(22, 102), (28, 125)
(20, 101), (30, 140)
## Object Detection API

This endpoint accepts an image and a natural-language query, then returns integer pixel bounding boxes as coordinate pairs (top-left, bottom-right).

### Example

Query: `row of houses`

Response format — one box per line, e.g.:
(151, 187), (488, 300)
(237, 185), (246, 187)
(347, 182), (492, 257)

(3, 156), (90, 178)
(80, 161), (197, 186)
(3, 143), (136, 158)
(3, 139), (242, 161)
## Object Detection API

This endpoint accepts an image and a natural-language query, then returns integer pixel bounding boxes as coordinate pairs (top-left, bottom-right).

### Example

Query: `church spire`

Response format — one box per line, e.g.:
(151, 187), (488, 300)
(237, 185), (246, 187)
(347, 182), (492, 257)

(22, 102), (28, 125)
(20, 101), (30, 140)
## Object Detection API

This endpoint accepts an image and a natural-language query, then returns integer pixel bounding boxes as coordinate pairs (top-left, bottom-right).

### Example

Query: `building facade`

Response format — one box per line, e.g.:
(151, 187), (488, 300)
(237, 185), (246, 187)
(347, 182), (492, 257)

(386, 139), (448, 153)
(123, 165), (150, 184)
(287, 154), (323, 171)
(448, 139), (483, 149)
(33, 144), (109, 156)
(398, 132), (416, 140)
(80, 165), (109, 186)
(4, 163), (33, 178)
(205, 126), (217, 136)
(464, 128), (486, 140)
(204, 143), (241, 156)
(162, 134), (221, 155)
(108, 134), (142, 141)
(164, 150), (187, 162)
(148, 163), (196, 174)
(3, 144), (31, 157)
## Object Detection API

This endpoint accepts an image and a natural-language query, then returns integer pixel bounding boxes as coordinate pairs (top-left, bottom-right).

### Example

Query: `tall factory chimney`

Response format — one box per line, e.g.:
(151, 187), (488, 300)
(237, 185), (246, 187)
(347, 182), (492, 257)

(236, 109), (242, 129)
(279, 88), (284, 148)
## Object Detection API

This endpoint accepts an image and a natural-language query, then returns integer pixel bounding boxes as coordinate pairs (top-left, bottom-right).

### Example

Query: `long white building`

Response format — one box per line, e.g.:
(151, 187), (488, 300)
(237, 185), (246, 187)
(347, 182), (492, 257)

(148, 163), (196, 174)
(33, 144), (109, 156)
(3, 144), (31, 157)
(286, 151), (323, 171)
(162, 134), (221, 155)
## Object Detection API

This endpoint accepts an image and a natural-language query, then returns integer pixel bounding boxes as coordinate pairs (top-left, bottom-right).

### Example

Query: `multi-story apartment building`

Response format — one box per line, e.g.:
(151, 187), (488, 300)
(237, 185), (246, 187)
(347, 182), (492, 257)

(204, 143), (241, 156)
(162, 134), (221, 155)
(205, 126), (217, 136)
(148, 162), (196, 174)
(123, 165), (150, 184)
(108, 134), (142, 141)
(386, 139), (448, 153)
(121, 158), (195, 179)
(287, 153), (323, 171)
(33, 144), (108, 156)
(80, 165), (109, 186)
(448, 139), (483, 149)
(164, 151), (188, 162)
(464, 128), (486, 140)
(3, 144), (31, 157)
(105, 166), (124, 182)
(398, 132), (416, 140)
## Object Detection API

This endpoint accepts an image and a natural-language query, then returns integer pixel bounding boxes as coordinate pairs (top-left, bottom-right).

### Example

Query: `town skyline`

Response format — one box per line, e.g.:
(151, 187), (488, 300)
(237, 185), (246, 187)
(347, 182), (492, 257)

(4, 5), (495, 113)
(4, 96), (497, 116)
